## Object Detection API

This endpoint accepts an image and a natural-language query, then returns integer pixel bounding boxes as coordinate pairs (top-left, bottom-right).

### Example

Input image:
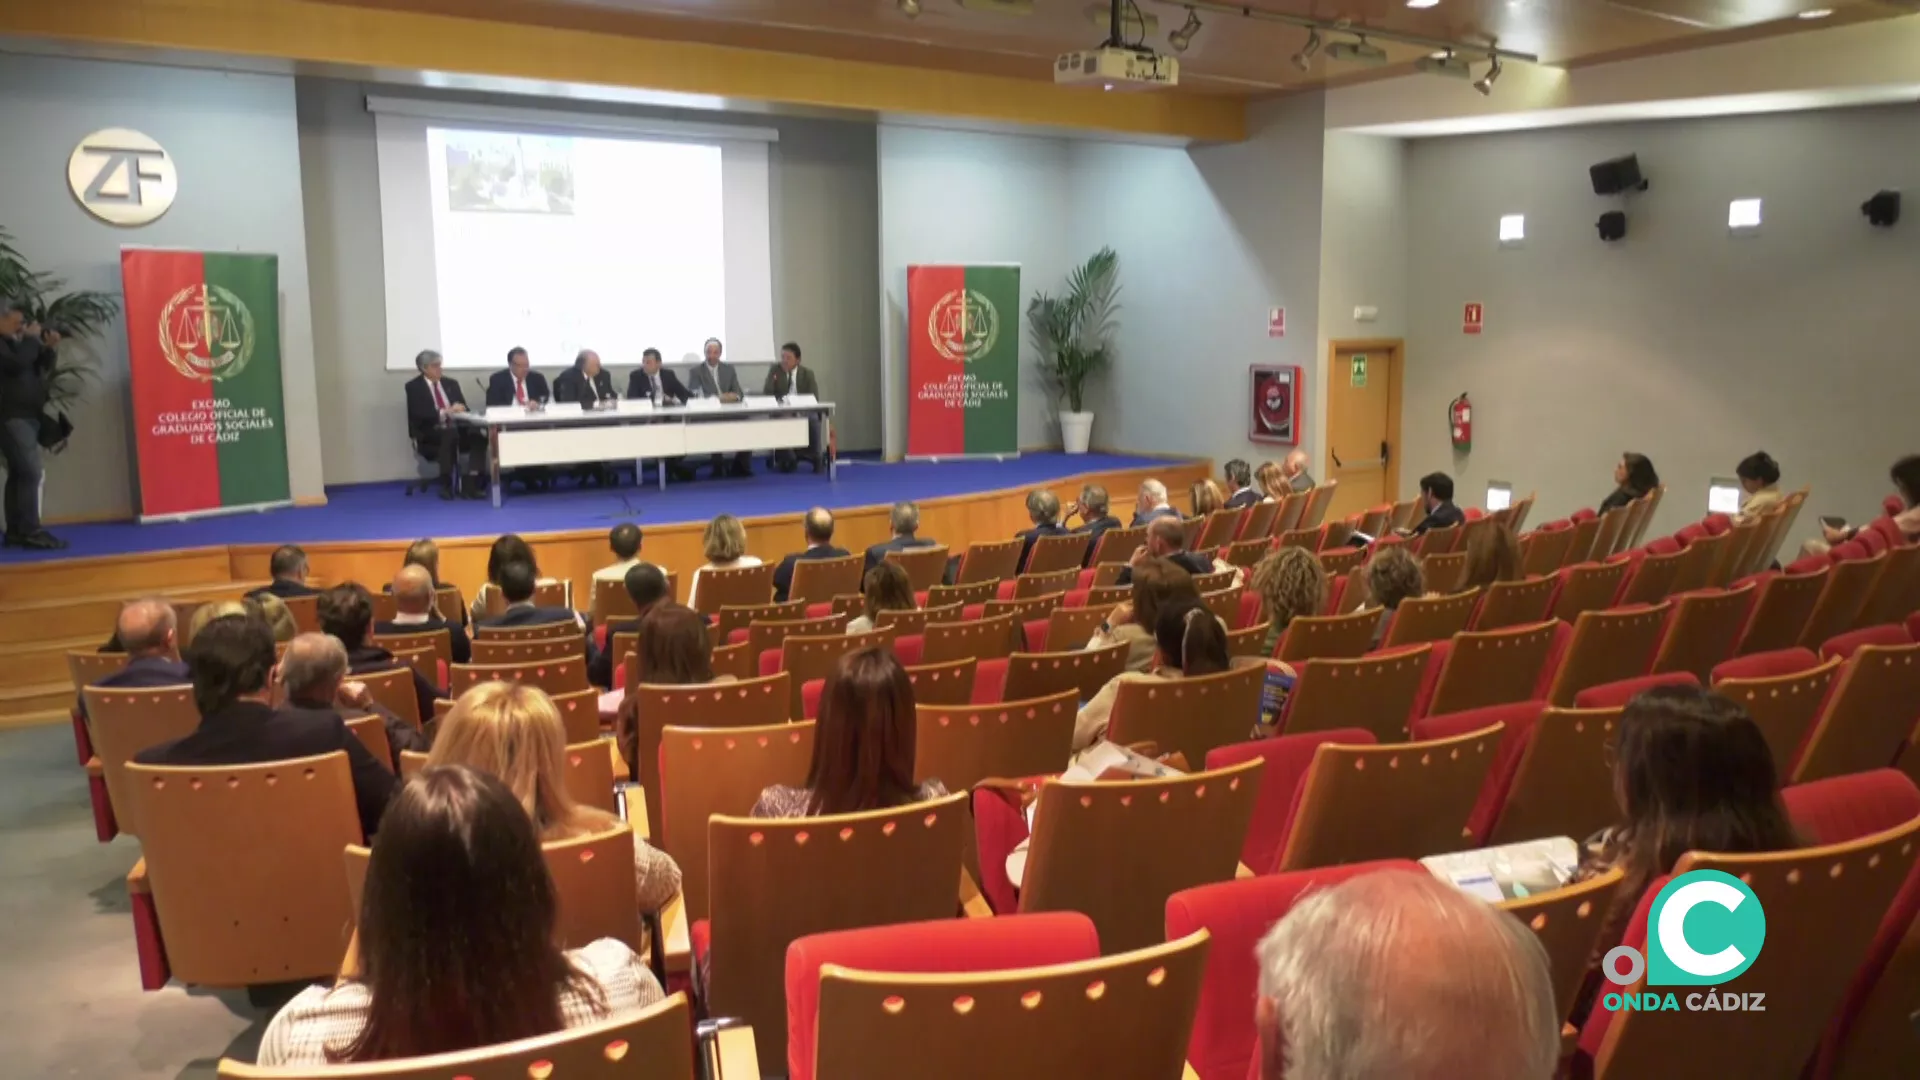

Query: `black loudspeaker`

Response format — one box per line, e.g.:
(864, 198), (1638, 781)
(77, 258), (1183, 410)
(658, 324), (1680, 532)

(1863, 190), (1900, 227)
(1590, 154), (1646, 196)
(1597, 211), (1628, 242)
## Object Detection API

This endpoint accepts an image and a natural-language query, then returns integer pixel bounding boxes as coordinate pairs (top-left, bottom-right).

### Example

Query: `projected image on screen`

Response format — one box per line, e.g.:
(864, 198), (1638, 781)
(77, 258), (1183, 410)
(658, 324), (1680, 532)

(443, 131), (575, 214)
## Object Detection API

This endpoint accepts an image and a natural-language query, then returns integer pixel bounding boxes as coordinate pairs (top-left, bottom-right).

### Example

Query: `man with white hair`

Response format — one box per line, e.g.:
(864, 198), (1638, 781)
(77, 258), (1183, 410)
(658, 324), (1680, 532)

(1254, 871), (1558, 1080)
(373, 564), (470, 664)
(278, 632), (426, 755)
(1282, 450), (1316, 494)
(80, 598), (189, 719)
(1131, 479), (1182, 528)
(864, 501), (939, 574)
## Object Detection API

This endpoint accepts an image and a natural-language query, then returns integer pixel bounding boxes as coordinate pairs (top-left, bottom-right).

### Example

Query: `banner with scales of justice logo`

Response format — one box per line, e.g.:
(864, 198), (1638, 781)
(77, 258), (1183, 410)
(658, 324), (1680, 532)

(122, 248), (291, 521)
(905, 264), (1020, 458)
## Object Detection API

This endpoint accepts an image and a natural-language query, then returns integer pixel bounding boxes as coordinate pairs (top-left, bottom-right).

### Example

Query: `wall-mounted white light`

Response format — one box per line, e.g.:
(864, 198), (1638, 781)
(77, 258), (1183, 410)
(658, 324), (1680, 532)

(1485, 481), (1513, 512)
(1728, 198), (1763, 232)
(1498, 214), (1526, 244)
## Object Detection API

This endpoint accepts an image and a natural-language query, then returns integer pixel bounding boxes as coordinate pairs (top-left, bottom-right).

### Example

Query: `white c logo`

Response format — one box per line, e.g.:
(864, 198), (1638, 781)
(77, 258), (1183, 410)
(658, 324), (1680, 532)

(1656, 878), (1747, 978)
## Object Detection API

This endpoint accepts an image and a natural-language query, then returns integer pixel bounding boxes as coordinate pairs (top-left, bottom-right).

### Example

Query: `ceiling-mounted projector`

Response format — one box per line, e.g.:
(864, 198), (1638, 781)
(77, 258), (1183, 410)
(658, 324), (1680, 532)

(1054, 47), (1179, 89)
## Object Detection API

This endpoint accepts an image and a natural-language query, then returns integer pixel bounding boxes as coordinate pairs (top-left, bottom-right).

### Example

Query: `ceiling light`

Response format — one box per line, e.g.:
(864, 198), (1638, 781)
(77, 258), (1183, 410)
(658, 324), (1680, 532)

(1415, 50), (1473, 79)
(1499, 214), (1526, 243)
(1473, 54), (1503, 95)
(1291, 28), (1321, 71)
(1798, 7), (1833, 17)
(897, 0), (921, 15)
(1729, 198), (1763, 231)
(1168, 7), (1203, 52)
(1407, 0), (1441, 7)
(1325, 36), (1389, 64)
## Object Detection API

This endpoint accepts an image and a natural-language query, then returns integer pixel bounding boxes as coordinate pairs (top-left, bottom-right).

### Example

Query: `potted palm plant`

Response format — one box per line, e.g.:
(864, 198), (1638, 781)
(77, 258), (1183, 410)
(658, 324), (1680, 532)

(1027, 247), (1119, 455)
(0, 227), (119, 452)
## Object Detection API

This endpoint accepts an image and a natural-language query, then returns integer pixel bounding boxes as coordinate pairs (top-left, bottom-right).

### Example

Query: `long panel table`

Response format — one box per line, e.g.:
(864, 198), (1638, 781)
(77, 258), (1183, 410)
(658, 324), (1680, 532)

(458, 397), (835, 506)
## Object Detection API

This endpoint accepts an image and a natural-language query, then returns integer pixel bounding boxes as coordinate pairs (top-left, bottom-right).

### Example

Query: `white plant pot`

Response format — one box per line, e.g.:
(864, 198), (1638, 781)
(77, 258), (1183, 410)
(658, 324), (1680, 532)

(1059, 410), (1095, 455)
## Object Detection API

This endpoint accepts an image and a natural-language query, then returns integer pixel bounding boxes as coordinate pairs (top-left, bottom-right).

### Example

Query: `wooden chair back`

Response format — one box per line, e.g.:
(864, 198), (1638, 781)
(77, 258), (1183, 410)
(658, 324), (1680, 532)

(1711, 519), (1765, 589)
(1200, 587), (1243, 626)
(1319, 546), (1366, 576)
(1023, 533), (1093, 575)
(1618, 547), (1687, 606)
(129, 752), (361, 986)
(1109, 664), (1266, 768)
(1560, 516), (1605, 569)
(1855, 541), (1920, 629)
(1354, 505), (1392, 539)
(783, 630), (892, 717)
(1551, 561), (1632, 625)
(1264, 491), (1303, 535)
(984, 593), (1065, 622)
(873, 603), (963, 636)
(885, 545), (951, 593)
(470, 635), (583, 665)
(1421, 551), (1468, 594)
(355, 666), (423, 728)
(281, 594), (320, 634)
(1518, 527), (1577, 579)
(1735, 566), (1829, 655)
(1277, 724), (1503, 872)
(1501, 868), (1627, 1030)
(67, 649), (127, 689)
(1626, 485), (1665, 550)
(449, 656), (589, 696)
(1045, 606), (1111, 651)
(390, 646), (439, 688)
(714, 599), (807, 640)
(1510, 493), (1537, 533)
(472, 620), (579, 642)
(1382, 588), (1481, 649)
(1274, 609), (1380, 664)
(1669, 530), (1731, 596)
(1712, 656), (1841, 781)
(1196, 509), (1245, 552)
(789, 553), (864, 604)
(709, 640), (757, 681)
(479, 581), (572, 619)
(541, 825), (643, 950)
(906, 658), (977, 705)
(927, 580), (999, 608)
(371, 591), (397, 623)
(1791, 641), (1920, 784)
(1650, 585), (1756, 683)
(814, 933), (1211, 1080)
(1013, 568), (1079, 599)
(342, 713), (391, 770)
(548, 687), (600, 745)
(1090, 526), (1144, 565)
(1226, 622), (1272, 659)
(1427, 621), (1561, 718)
(709, 793), (970, 1074)
(1091, 566), (1126, 591)
(1485, 706), (1621, 846)
(1001, 643), (1128, 705)
(915, 690), (1078, 791)
(1180, 515), (1204, 550)
(661, 721), (816, 922)
(693, 563), (778, 617)
(1281, 648), (1431, 742)
(369, 629), (451, 669)
(1474, 576), (1558, 631)
(1298, 482), (1338, 530)
(1615, 497), (1652, 559)
(746, 614), (849, 662)
(1022, 761), (1262, 953)
(630, 673), (791, 831)
(1411, 524), (1461, 558)
(1588, 508), (1629, 564)
(1241, 499), (1281, 539)
(593, 573), (677, 621)
(1276, 526), (1320, 552)
(956, 539), (1022, 585)
(82, 684), (200, 838)
(924, 613), (1020, 665)
(1593, 816), (1920, 1080)
(1796, 550), (1888, 650)
(1221, 537), (1270, 569)
(1381, 498), (1417, 532)
(1545, 603), (1671, 708)
(1191, 569), (1235, 593)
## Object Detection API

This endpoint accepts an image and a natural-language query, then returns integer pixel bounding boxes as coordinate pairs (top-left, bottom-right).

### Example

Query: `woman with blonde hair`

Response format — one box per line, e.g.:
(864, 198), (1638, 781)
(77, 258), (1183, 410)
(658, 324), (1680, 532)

(253, 593), (299, 644)
(1253, 461), (1285, 503)
(688, 513), (761, 611)
(1250, 547), (1326, 657)
(1461, 522), (1523, 593)
(846, 562), (916, 635)
(429, 681), (682, 913)
(1191, 479), (1225, 518)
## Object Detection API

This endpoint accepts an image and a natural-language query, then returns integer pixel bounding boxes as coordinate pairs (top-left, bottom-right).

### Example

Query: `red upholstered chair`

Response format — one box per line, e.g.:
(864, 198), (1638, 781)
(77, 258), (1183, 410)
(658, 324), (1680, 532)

(1571, 671), (1699, 710)
(1165, 860), (1425, 1080)
(1543, 603), (1671, 707)
(1649, 584), (1758, 683)
(1711, 649), (1841, 781)
(783, 913), (1101, 1080)
(1409, 700), (1547, 846)
(1791, 640), (1920, 784)
(1821, 623), (1914, 661)
(1711, 646), (1822, 683)
(1205, 729), (1376, 875)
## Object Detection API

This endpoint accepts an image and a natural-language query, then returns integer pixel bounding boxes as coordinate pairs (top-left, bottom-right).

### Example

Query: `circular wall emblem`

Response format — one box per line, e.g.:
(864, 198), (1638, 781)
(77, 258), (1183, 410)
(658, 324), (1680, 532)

(926, 288), (1000, 363)
(68, 128), (177, 227)
(158, 284), (256, 382)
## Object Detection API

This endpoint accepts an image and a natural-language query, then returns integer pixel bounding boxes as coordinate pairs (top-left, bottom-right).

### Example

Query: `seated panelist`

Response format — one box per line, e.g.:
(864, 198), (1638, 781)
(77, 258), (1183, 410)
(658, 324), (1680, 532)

(689, 337), (751, 478)
(403, 349), (486, 501)
(763, 340), (823, 473)
(485, 346), (549, 408)
(625, 348), (695, 483)
(553, 348), (617, 407)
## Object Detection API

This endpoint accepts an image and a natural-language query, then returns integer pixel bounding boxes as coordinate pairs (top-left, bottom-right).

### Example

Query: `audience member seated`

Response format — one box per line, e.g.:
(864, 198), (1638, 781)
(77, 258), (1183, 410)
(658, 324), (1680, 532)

(1598, 452), (1660, 515)
(1362, 547), (1425, 648)
(764, 341), (824, 473)
(255, 593), (298, 644)
(688, 514), (762, 612)
(1806, 453), (1920, 558)
(1115, 516), (1216, 586)
(429, 681), (681, 913)
(486, 346), (551, 409)
(135, 614), (395, 838)
(383, 539), (466, 625)
(1254, 460), (1286, 503)
(78, 598), (189, 719)
(752, 647), (947, 817)
(1569, 685), (1796, 997)
(477, 561), (586, 632)
(1073, 597), (1231, 751)
(1405, 472), (1464, 537)
(1085, 558), (1195, 673)
(255, 765), (662, 1067)
(773, 507), (851, 603)
(1461, 520), (1523, 592)
(248, 544), (318, 600)
(590, 563), (673, 690)
(187, 600), (251, 644)
(1191, 479), (1225, 518)
(1224, 459), (1261, 509)
(1253, 871), (1559, 1080)
(863, 500), (938, 573)
(592, 523), (649, 587)
(553, 347), (616, 406)
(376, 564), (471, 665)
(403, 347), (486, 501)
(470, 534), (565, 624)
(1013, 489), (1069, 573)
(1250, 548), (1326, 658)
(1064, 484), (1123, 566)
(322, 584), (445, 722)
(1281, 449), (1316, 494)
(626, 347), (696, 483)
(1733, 451), (1785, 525)
(279, 632), (427, 755)
(612, 605), (731, 778)
(1130, 479), (1182, 527)
(846, 563), (915, 635)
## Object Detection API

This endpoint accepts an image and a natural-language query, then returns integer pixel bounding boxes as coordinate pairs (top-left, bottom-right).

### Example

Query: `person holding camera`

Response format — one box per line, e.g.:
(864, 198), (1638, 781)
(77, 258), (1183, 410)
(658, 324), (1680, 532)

(0, 297), (64, 550)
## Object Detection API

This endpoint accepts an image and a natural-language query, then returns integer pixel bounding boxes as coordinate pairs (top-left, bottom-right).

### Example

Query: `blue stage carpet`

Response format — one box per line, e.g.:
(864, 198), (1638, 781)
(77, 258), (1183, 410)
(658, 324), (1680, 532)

(8, 452), (1183, 563)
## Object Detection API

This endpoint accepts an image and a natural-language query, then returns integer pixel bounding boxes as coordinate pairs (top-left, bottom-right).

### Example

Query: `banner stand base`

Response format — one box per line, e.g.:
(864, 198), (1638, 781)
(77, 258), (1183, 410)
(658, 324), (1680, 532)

(905, 453), (1021, 464)
(139, 499), (294, 525)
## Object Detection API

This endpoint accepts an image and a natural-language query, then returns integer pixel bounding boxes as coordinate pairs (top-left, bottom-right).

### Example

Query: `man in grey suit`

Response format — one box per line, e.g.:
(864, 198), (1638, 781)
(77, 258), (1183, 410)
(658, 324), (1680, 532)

(688, 337), (751, 478)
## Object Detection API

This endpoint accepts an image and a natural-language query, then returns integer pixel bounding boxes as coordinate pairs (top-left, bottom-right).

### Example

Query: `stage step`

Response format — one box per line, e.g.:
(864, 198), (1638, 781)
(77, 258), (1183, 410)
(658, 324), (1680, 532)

(0, 681), (72, 730)
(0, 580), (265, 648)
(0, 635), (108, 691)
(0, 547), (236, 605)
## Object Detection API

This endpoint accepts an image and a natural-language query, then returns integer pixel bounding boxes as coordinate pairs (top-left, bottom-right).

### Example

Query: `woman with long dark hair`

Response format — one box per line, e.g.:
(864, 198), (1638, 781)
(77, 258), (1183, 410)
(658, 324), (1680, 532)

(1460, 521), (1523, 593)
(613, 604), (730, 778)
(845, 562), (916, 634)
(752, 647), (946, 817)
(256, 765), (661, 1065)
(470, 533), (563, 622)
(1598, 452), (1660, 514)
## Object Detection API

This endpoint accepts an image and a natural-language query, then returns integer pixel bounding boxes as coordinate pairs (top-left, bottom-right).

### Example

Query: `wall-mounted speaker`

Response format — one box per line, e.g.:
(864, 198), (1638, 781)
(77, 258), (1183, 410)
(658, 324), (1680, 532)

(1596, 211), (1628, 242)
(1590, 155), (1647, 196)
(1863, 190), (1901, 227)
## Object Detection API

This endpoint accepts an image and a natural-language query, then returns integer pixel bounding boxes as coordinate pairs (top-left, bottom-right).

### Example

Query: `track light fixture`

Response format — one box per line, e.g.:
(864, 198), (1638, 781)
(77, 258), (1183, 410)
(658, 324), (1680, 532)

(1415, 50), (1473, 79)
(1179, 1), (1536, 74)
(1473, 54), (1503, 95)
(897, 0), (921, 16)
(1168, 7), (1203, 52)
(1326, 35), (1389, 63)
(1291, 28), (1321, 71)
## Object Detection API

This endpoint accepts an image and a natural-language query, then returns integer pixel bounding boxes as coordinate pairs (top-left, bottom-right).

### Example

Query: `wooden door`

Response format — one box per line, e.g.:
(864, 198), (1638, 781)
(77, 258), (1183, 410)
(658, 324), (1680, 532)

(1324, 341), (1401, 523)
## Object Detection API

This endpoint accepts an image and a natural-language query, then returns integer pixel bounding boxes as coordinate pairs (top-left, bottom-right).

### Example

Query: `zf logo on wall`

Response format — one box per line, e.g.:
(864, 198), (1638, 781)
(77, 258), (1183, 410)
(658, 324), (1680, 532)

(1601, 869), (1768, 1013)
(68, 128), (177, 227)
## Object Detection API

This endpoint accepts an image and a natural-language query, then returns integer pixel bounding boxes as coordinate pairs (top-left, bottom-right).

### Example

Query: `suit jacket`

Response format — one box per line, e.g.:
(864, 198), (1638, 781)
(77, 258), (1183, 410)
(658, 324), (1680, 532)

(1116, 550), (1214, 587)
(1598, 487), (1640, 515)
(688, 361), (743, 399)
(403, 374), (468, 443)
(346, 645), (445, 724)
(1014, 524), (1072, 573)
(553, 367), (616, 405)
(134, 700), (396, 838)
(1130, 506), (1183, 528)
(864, 535), (938, 573)
(486, 368), (551, 408)
(773, 545), (853, 603)
(374, 616), (471, 665)
(1225, 488), (1262, 510)
(1410, 501), (1466, 537)
(0, 332), (51, 420)
(627, 367), (690, 404)
(249, 578), (319, 600)
(1072, 515), (1125, 567)
(1289, 471), (1316, 494)
(478, 604), (584, 630)
(762, 364), (819, 400)
(77, 654), (191, 719)
(285, 694), (429, 758)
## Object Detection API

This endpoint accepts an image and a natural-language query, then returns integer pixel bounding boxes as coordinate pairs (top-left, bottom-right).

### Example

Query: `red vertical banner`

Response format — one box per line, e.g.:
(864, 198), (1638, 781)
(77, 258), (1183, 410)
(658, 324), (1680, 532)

(906, 265), (967, 456)
(123, 249), (222, 517)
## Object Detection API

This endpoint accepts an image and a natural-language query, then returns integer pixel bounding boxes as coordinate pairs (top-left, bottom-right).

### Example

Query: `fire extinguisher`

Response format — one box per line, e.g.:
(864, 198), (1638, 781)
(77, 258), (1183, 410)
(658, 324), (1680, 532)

(1449, 393), (1472, 452)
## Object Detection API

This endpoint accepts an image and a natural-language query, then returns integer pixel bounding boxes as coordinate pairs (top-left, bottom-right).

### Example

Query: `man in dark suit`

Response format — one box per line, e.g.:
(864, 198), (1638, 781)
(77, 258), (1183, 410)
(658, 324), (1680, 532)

(553, 348), (617, 406)
(1014, 489), (1072, 573)
(78, 598), (190, 720)
(864, 501), (938, 573)
(247, 546), (318, 600)
(375, 564), (471, 664)
(763, 341), (823, 473)
(279, 631), (428, 757)
(1407, 471), (1467, 537)
(589, 562), (671, 690)
(688, 337), (751, 478)
(773, 507), (852, 603)
(477, 559), (588, 632)
(485, 346), (550, 408)
(0, 298), (64, 549)
(1116, 517), (1216, 586)
(1224, 460), (1261, 509)
(404, 349), (487, 501)
(1130, 479), (1183, 528)
(319, 584), (445, 724)
(134, 614), (396, 838)
(627, 347), (695, 482)
(1066, 484), (1124, 567)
